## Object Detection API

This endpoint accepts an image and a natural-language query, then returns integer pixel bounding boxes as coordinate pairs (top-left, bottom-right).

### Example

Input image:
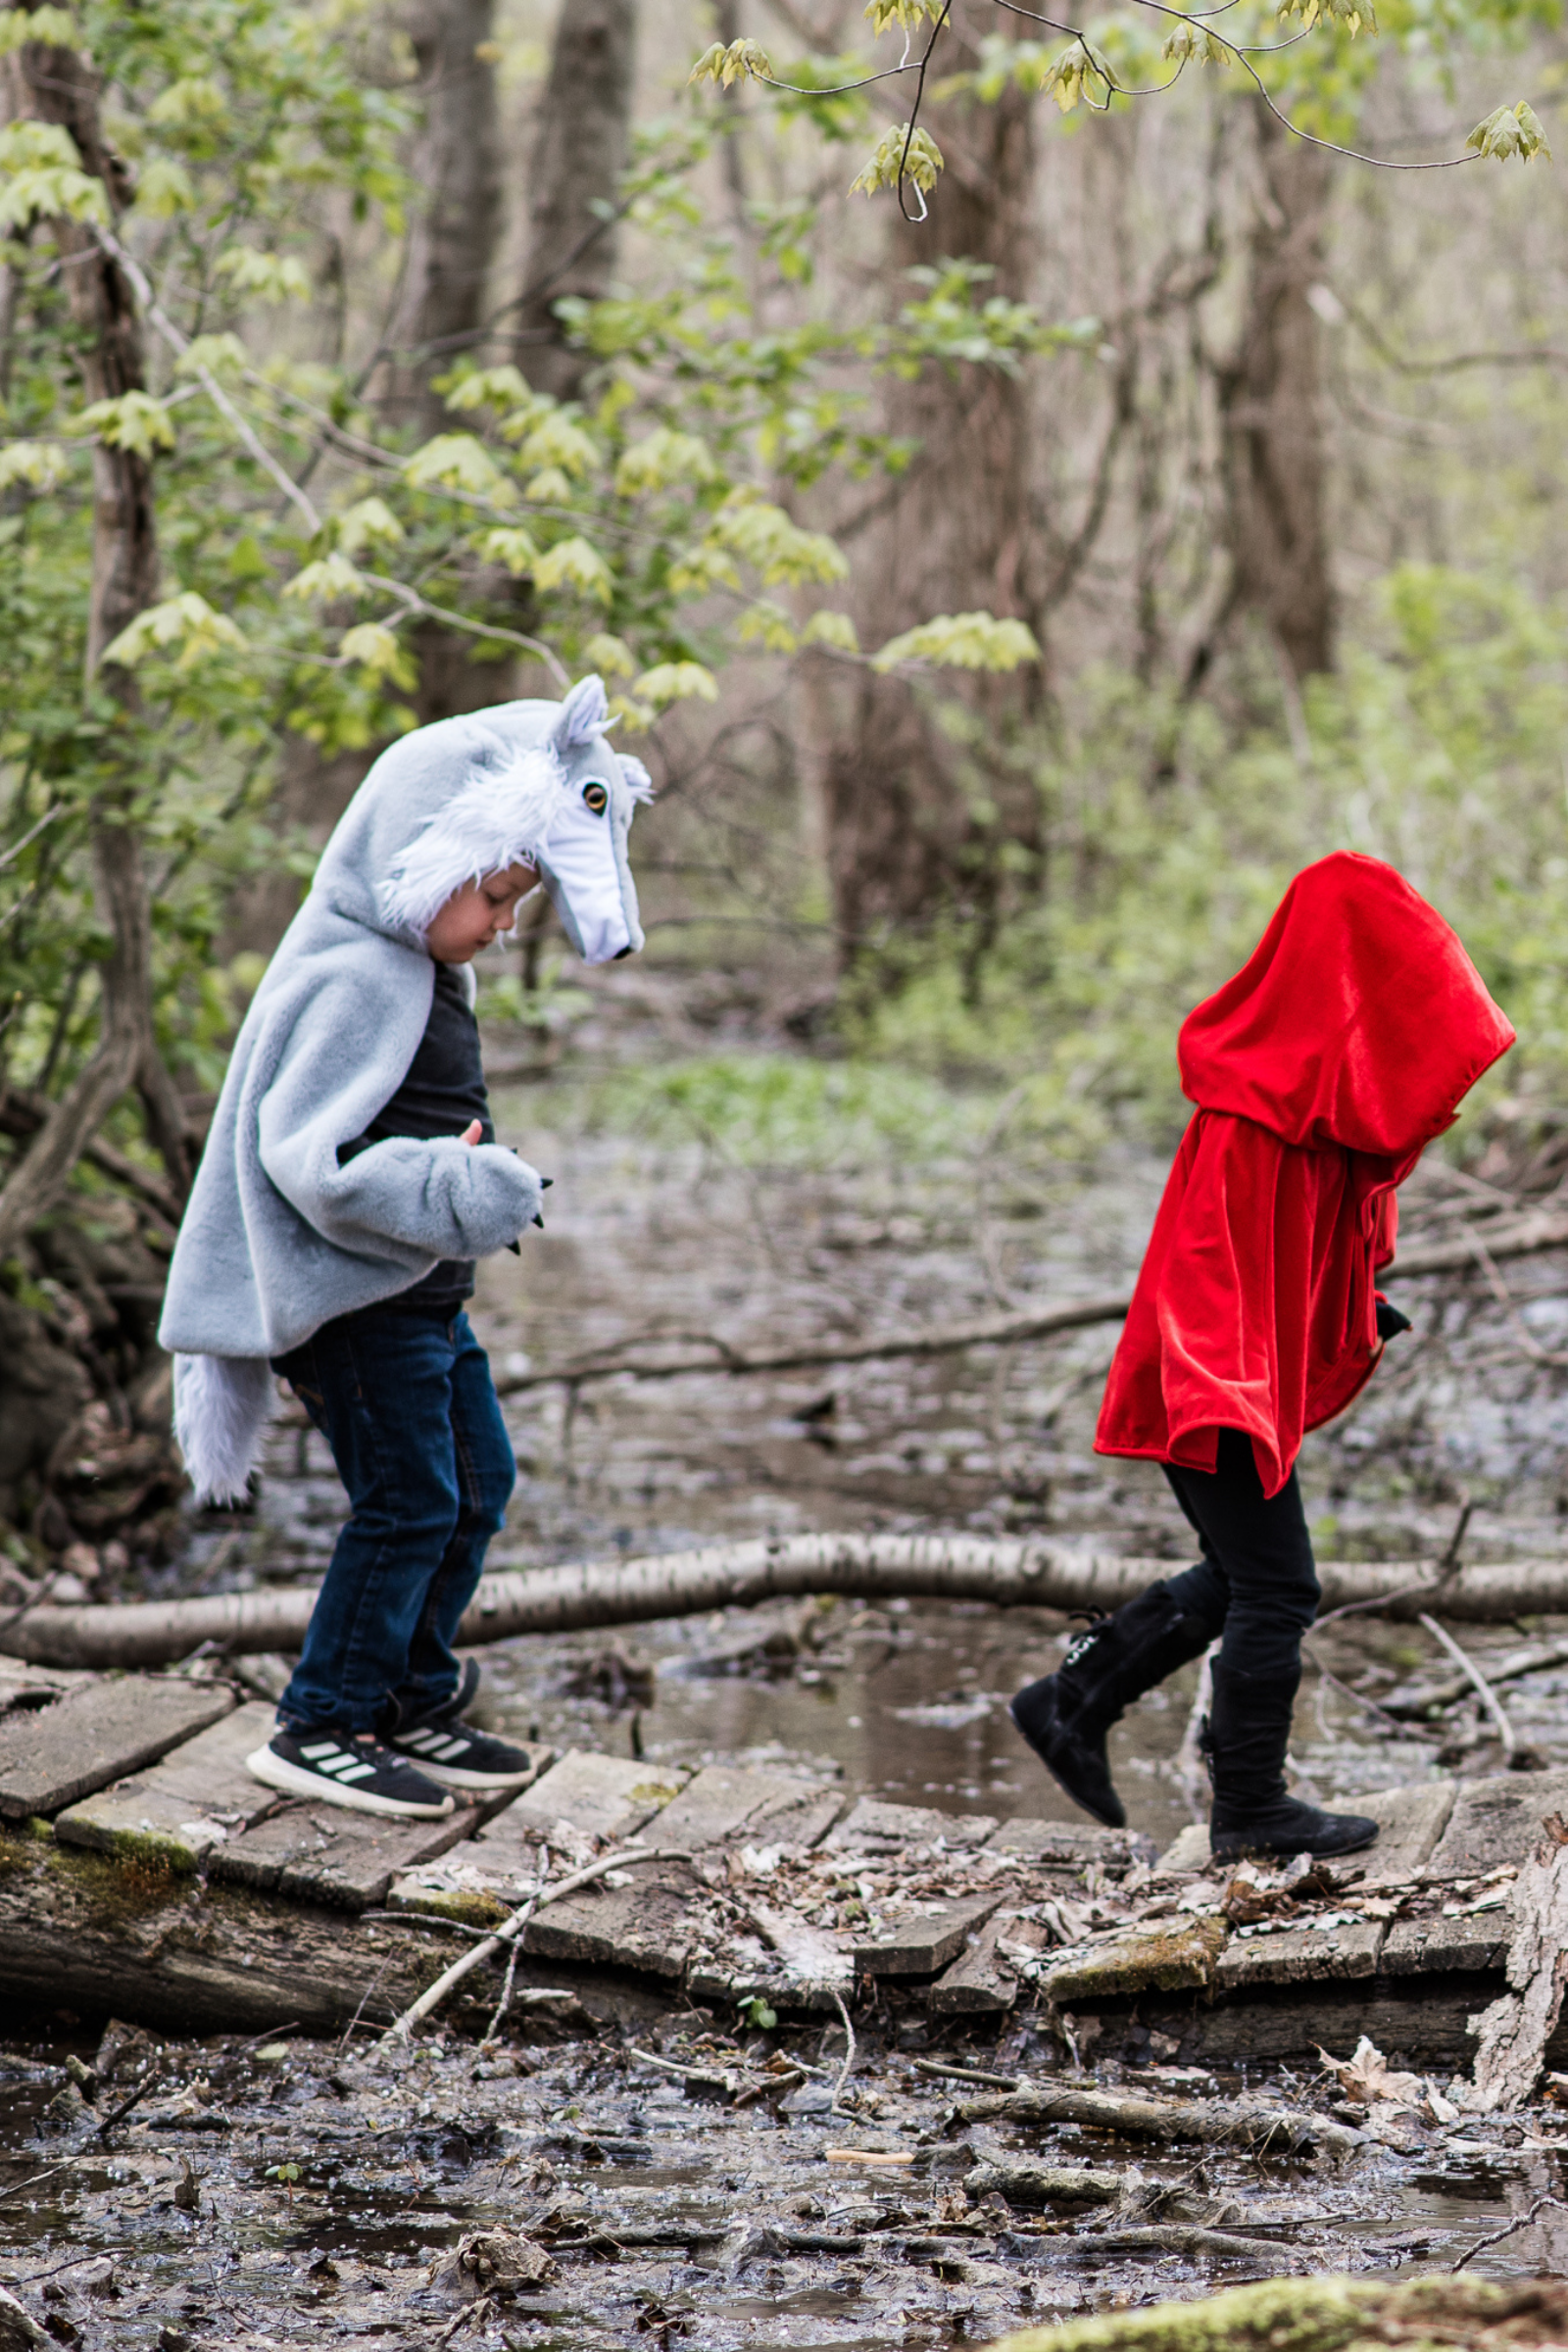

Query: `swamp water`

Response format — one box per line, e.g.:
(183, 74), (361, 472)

(11, 1107), (1568, 2343)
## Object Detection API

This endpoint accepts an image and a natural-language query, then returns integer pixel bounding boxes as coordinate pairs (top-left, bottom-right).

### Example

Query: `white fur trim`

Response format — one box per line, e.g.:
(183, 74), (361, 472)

(173, 1352), (275, 1505)
(377, 742), (563, 939)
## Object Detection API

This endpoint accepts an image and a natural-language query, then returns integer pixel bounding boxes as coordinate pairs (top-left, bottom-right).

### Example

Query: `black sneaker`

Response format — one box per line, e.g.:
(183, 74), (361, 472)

(246, 1727), (455, 1819)
(384, 1677), (537, 1790)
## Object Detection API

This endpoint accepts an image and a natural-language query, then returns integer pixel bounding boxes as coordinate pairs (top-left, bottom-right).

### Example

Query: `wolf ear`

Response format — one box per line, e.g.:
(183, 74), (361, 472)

(550, 673), (609, 753)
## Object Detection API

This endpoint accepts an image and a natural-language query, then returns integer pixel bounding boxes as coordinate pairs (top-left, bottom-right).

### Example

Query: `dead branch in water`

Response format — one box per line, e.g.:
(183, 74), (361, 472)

(492, 1208), (1568, 1396)
(958, 2080), (1358, 2160)
(1417, 1613), (1518, 1757)
(12, 1533), (1568, 1670)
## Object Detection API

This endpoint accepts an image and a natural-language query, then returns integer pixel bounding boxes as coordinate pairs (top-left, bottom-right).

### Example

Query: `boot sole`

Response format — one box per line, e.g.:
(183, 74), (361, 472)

(1008, 1697), (1126, 1831)
(389, 1755), (536, 1790)
(246, 1745), (456, 1820)
(1211, 1818), (1379, 1863)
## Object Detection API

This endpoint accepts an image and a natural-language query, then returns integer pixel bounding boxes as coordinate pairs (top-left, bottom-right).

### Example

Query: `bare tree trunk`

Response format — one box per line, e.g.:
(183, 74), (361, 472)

(0, 22), (186, 1251)
(394, 0), (504, 442)
(810, 67), (1043, 987)
(1217, 103), (1335, 681)
(515, 0), (637, 405)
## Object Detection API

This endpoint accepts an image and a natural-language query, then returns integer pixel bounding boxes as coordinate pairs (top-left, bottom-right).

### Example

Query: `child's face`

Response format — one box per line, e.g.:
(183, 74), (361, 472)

(424, 862), (538, 962)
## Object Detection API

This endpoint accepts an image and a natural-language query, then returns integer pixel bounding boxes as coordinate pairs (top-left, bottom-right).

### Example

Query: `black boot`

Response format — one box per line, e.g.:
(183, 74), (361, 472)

(1204, 1659), (1378, 1862)
(1009, 1584), (1214, 1829)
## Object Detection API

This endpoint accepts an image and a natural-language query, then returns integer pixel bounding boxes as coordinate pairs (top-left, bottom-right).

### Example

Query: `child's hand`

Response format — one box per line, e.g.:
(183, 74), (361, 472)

(459, 1120), (483, 1148)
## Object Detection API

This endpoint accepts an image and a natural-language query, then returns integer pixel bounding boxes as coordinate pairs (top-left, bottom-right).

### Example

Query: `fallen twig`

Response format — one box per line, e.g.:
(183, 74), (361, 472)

(1417, 1613), (1517, 1756)
(378, 1846), (685, 2045)
(1451, 2191), (1568, 2270)
(1381, 1635), (1568, 1722)
(909, 2058), (1021, 2089)
(828, 1987), (858, 2117)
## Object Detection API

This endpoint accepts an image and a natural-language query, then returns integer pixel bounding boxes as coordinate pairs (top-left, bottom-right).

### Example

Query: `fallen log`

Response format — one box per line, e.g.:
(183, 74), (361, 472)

(0, 1824), (504, 2038)
(10, 1534), (1568, 1670)
(492, 1209), (1568, 1396)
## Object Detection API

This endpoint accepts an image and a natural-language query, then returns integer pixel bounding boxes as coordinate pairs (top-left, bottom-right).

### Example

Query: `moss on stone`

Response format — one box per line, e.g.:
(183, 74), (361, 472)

(990, 2275), (1568, 2352)
(1043, 1914), (1228, 2002)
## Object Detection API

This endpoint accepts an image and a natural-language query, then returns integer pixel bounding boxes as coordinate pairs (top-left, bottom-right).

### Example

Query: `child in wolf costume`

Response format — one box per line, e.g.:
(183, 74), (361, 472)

(1010, 853), (1514, 1861)
(159, 675), (648, 1819)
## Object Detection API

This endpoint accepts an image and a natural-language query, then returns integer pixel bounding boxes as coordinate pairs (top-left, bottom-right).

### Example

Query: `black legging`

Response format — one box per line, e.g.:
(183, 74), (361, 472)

(1160, 1427), (1321, 1681)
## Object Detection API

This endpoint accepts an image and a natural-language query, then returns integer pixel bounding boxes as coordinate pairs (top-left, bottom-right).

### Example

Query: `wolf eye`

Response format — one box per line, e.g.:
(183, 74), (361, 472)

(582, 781), (609, 815)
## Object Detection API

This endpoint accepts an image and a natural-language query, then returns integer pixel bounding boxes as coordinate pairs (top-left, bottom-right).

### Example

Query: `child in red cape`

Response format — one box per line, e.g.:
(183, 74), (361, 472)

(1010, 853), (1515, 1861)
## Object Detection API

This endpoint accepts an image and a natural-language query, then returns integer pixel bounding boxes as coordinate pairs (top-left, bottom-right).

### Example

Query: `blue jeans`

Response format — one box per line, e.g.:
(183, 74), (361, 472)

(1160, 1427), (1322, 1684)
(270, 1306), (515, 1736)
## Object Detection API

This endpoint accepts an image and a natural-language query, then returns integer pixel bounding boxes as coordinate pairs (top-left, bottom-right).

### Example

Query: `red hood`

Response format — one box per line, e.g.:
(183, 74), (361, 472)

(1177, 852), (1515, 1160)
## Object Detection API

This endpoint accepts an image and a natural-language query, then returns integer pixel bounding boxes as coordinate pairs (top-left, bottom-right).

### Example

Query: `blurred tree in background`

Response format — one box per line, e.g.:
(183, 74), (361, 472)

(0, 0), (1565, 1564)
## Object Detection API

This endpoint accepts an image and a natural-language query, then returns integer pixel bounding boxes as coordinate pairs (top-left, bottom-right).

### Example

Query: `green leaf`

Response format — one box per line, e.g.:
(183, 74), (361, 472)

(666, 543), (742, 597)
(802, 609), (859, 653)
(339, 622), (414, 684)
(174, 333), (248, 380)
(872, 612), (1040, 671)
(739, 1996), (778, 2031)
(215, 247), (312, 304)
(1275, 0), (1374, 32)
(1038, 39), (1118, 115)
(689, 37), (773, 87)
(634, 661), (719, 708)
(615, 427), (719, 496)
(443, 364), (534, 414)
(0, 10), (80, 55)
(1160, 22), (1234, 66)
(148, 75), (229, 129)
(582, 630), (637, 677)
(477, 524), (540, 575)
(533, 534), (614, 603)
(1467, 101), (1551, 161)
(863, 0), (940, 32)
(133, 158), (197, 219)
(73, 392), (176, 460)
(404, 433), (514, 501)
(0, 120), (108, 228)
(736, 600), (800, 653)
(514, 412), (599, 479)
(712, 495), (848, 586)
(334, 497), (405, 554)
(101, 591), (247, 670)
(283, 554), (366, 603)
(0, 440), (66, 493)
(849, 123), (944, 198)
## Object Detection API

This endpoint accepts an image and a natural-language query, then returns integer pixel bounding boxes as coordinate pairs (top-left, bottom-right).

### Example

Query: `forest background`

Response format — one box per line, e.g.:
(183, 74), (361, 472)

(0, 0), (1563, 1574)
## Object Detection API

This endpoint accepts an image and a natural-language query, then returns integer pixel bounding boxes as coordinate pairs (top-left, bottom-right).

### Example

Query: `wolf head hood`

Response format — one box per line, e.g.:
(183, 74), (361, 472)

(323, 670), (649, 962)
(159, 677), (648, 1503)
(1097, 854), (1514, 1497)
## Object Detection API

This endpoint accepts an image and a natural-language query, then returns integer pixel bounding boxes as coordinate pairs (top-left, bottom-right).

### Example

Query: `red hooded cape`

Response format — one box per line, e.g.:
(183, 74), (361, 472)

(1095, 853), (1515, 1497)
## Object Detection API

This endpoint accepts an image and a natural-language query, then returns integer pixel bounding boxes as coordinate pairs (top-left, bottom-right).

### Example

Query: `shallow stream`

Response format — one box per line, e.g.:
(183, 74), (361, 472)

(12, 1089), (1568, 2342)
